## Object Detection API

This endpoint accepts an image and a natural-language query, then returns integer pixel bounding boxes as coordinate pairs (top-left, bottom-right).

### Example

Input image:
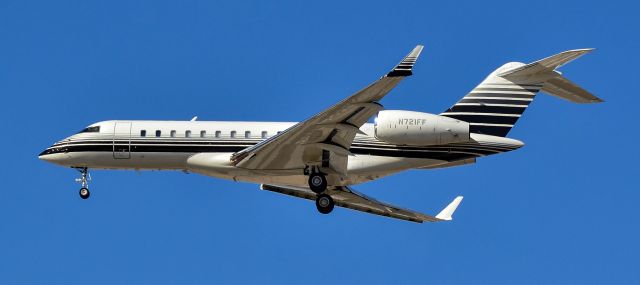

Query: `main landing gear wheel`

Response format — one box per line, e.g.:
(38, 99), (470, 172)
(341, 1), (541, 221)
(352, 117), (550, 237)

(308, 172), (327, 193)
(75, 167), (91, 200)
(79, 187), (90, 199)
(315, 194), (335, 214)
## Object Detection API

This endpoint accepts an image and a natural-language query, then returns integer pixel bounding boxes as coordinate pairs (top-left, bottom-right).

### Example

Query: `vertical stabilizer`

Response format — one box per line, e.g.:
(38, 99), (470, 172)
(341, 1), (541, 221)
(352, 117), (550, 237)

(441, 49), (602, 137)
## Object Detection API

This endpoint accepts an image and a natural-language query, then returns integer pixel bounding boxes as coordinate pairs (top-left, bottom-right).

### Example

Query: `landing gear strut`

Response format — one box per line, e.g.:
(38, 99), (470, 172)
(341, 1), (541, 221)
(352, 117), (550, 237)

(308, 171), (327, 194)
(315, 193), (334, 214)
(75, 167), (91, 199)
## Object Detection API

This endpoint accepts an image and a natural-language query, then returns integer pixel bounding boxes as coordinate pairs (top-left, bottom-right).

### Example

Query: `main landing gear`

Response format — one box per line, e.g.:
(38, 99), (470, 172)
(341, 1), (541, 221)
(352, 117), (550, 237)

(75, 167), (91, 199)
(308, 172), (327, 194)
(315, 193), (335, 214)
(304, 166), (334, 214)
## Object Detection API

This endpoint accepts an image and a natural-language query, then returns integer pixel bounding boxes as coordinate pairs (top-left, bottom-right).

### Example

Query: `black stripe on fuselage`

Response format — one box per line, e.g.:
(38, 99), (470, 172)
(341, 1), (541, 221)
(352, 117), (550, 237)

(42, 139), (517, 161)
(58, 139), (259, 146)
(40, 144), (249, 156)
(349, 147), (478, 161)
(351, 144), (515, 154)
(43, 144), (489, 161)
(469, 125), (511, 137)
(59, 139), (518, 153)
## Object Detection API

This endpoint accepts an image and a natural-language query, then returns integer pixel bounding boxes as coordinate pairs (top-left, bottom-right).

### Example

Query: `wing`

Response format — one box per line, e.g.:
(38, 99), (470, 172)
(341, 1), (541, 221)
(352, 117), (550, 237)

(231, 45), (424, 175)
(260, 184), (463, 223)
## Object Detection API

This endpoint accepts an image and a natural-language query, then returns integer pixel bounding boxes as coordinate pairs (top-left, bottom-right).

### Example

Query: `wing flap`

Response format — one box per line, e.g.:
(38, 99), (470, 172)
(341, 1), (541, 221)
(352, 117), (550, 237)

(260, 184), (462, 223)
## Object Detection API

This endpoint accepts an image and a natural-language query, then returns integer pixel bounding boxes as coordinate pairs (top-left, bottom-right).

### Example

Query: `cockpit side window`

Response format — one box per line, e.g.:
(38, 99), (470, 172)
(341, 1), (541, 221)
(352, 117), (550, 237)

(79, 126), (100, 133)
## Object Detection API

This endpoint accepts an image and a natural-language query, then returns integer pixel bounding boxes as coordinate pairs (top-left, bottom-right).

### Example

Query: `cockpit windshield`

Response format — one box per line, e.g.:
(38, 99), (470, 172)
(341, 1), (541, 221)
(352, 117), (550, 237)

(78, 126), (100, 133)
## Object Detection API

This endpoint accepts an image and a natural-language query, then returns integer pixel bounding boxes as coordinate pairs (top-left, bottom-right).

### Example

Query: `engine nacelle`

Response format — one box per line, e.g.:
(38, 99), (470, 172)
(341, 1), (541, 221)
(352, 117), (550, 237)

(374, 110), (470, 146)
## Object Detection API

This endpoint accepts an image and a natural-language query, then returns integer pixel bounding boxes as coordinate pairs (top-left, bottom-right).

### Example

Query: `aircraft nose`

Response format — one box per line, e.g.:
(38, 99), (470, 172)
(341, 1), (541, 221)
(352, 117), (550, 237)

(39, 147), (56, 162)
(39, 148), (50, 157)
(38, 144), (69, 164)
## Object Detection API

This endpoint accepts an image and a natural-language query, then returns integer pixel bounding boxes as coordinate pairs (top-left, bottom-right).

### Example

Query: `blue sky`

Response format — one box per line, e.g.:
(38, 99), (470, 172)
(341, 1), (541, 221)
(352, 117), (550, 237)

(1, 0), (638, 284)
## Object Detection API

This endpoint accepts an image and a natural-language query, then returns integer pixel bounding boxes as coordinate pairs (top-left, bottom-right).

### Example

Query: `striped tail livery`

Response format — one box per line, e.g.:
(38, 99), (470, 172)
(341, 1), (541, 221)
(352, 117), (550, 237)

(441, 49), (602, 137)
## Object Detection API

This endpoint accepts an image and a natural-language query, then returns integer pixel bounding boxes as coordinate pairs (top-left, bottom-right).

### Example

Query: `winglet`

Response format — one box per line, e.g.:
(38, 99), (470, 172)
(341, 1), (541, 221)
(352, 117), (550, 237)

(386, 45), (424, 77)
(435, 196), (464, 221)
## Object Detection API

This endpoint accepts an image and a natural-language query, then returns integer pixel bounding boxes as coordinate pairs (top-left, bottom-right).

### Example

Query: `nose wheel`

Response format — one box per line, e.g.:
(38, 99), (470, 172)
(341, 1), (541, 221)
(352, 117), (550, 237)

(79, 187), (90, 199)
(75, 167), (91, 200)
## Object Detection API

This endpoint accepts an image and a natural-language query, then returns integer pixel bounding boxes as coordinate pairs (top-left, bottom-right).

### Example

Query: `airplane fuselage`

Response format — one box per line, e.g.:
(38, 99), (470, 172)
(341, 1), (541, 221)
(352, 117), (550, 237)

(40, 120), (523, 187)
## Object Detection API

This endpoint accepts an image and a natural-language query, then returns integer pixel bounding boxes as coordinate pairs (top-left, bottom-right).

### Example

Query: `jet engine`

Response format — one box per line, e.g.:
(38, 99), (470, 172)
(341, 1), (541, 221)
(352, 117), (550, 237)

(374, 110), (470, 146)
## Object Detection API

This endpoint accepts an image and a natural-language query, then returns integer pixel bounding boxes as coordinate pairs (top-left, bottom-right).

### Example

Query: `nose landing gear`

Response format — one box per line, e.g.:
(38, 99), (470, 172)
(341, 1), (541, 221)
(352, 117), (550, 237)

(75, 167), (91, 199)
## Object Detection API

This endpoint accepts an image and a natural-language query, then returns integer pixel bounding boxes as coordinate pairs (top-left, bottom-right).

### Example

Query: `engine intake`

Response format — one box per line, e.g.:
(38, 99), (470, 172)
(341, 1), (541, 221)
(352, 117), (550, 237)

(374, 110), (470, 146)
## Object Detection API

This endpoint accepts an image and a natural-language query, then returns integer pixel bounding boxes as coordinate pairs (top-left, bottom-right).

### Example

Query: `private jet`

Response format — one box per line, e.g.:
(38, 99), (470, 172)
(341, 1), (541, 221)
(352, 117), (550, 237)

(39, 45), (602, 223)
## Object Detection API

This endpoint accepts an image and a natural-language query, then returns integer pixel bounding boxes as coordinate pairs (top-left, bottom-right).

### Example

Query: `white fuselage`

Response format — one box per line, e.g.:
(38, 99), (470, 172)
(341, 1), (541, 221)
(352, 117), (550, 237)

(39, 120), (523, 187)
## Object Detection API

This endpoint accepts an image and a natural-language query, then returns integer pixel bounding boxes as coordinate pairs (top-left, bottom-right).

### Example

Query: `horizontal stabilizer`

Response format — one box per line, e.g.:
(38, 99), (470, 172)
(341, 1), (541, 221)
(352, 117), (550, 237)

(542, 75), (603, 103)
(498, 49), (594, 77)
(498, 48), (603, 104)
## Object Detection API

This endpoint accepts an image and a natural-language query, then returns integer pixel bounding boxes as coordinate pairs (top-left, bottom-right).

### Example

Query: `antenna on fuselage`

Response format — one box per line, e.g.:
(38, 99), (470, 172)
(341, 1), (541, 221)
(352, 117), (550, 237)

(190, 116), (198, 121)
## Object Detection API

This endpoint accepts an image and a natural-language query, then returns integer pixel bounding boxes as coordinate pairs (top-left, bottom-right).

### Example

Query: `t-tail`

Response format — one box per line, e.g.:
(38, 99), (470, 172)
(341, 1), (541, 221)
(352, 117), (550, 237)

(441, 49), (603, 137)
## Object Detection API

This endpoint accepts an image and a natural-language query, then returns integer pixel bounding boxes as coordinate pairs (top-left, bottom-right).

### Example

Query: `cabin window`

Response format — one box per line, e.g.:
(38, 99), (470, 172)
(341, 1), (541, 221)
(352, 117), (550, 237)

(277, 131), (283, 135)
(140, 130), (147, 137)
(230, 131), (236, 138)
(185, 130), (192, 138)
(170, 130), (176, 138)
(215, 131), (221, 138)
(245, 131), (251, 138)
(155, 130), (161, 137)
(261, 131), (268, 138)
(200, 130), (206, 138)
